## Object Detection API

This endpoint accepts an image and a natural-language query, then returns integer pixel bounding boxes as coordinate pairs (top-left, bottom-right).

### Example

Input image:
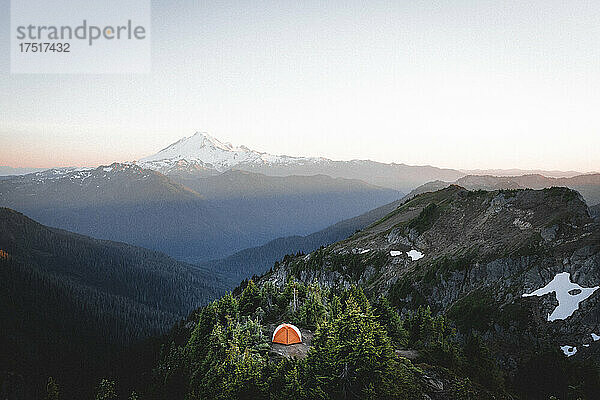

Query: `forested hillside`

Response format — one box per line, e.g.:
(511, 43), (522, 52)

(0, 208), (225, 399)
(148, 281), (505, 400)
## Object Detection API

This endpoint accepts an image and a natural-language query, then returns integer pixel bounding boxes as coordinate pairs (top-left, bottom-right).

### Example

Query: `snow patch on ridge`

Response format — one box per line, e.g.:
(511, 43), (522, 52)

(389, 249), (424, 260)
(522, 272), (599, 321)
(352, 248), (371, 254)
(408, 250), (424, 261)
(561, 345), (577, 357)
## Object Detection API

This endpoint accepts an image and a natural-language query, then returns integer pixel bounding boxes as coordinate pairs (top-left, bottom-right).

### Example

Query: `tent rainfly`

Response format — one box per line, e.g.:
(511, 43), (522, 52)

(272, 323), (302, 345)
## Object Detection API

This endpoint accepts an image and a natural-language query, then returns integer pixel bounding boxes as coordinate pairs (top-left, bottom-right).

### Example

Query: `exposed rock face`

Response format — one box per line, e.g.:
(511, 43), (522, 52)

(259, 186), (600, 373)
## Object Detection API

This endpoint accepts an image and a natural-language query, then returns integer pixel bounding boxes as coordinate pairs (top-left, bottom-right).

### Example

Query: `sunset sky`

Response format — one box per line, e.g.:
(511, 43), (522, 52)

(1, 0), (599, 171)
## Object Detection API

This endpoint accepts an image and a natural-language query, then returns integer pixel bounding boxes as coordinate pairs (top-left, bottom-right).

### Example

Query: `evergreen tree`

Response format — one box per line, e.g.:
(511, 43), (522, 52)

(46, 377), (59, 400)
(340, 286), (370, 314)
(298, 284), (326, 329)
(373, 296), (408, 346)
(404, 306), (462, 369)
(239, 280), (261, 316)
(303, 295), (418, 399)
(217, 293), (240, 321)
(187, 315), (270, 399)
(95, 379), (117, 400)
(153, 342), (188, 400)
(329, 294), (342, 320)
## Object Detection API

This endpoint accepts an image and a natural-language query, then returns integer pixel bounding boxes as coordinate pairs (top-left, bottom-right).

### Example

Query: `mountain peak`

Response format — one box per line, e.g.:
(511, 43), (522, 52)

(189, 132), (234, 151)
(139, 132), (260, 172)
(138, 132), (323, 173)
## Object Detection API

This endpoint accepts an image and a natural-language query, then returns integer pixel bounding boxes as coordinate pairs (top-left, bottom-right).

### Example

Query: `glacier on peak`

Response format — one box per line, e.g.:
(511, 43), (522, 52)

(138, 132), (326, 173)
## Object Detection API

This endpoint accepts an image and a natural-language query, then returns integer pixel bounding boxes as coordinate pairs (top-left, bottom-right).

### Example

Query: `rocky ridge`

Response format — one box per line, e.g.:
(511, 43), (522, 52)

(259, 186), (600, 372)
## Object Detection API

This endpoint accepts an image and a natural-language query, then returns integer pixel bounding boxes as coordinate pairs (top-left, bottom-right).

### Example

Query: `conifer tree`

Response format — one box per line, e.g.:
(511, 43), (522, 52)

(46, 377), (59, 400)
(299, 284), (326, 328)
(95, 379), (117, 400)
(239, 280), (261, 316)
(373, 296), (408, 346)
(329, 294), (342, 320)
(304, 295), (417, 399)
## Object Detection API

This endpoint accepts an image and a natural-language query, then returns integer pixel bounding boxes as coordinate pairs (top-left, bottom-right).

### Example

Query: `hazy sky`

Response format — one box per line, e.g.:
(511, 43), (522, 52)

(1, 0), (599, 171)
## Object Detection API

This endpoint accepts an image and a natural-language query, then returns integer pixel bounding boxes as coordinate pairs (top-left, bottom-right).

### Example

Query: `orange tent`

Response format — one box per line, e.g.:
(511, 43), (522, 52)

(272, 323), (302, 345)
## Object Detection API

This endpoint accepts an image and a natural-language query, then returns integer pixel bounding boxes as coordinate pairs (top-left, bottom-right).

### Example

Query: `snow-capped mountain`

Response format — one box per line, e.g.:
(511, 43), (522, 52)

(137, 132), (466, 193)
(0, 162), (201, 209)
(138, 132), (326, 173)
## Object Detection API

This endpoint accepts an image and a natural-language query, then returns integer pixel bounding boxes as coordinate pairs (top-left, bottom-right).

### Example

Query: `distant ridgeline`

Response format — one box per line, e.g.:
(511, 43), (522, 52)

(0, 162), (402, 264)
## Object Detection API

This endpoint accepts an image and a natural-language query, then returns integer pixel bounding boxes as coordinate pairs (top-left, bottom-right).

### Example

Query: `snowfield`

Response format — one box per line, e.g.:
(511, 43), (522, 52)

(560, 345), (577, 357)
(522, 272), (599, 321)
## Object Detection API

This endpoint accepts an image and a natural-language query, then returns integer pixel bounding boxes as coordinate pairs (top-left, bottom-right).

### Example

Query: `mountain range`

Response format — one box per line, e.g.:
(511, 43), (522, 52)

(202, 196), (407, 282)
(0, 162), (401, 263)
(0, 166), (47, 176)
(3, 127), (600, 398)
(138, 132), (598, 192)
(5, 132), (598, 282)
(201, 174), (600, 284)
(138, 132), (466, 193)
